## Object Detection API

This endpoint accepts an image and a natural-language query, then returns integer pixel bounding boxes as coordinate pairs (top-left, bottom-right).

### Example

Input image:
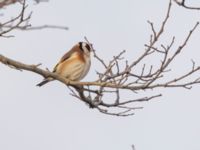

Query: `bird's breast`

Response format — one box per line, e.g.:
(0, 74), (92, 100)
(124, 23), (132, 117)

(55, 53), (90, 81)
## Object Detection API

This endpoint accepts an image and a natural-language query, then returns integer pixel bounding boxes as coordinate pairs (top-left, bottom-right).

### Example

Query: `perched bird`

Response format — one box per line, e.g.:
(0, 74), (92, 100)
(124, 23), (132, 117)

(37, 42), (92, 87)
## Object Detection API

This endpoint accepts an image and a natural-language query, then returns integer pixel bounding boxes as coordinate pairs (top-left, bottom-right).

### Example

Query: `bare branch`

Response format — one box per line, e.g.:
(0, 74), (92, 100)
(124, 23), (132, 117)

(174, 0), (200, 10)
(0, 0), (48, 8)
(1, 0), (200, 116)
(0, 0), (68, 37)
(0, 0), (19, 8)
(0, 0), (30, 37)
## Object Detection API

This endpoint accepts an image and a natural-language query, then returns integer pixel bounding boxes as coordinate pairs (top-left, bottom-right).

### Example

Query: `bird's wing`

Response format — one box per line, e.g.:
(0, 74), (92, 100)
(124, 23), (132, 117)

(53, 49), (75, 72)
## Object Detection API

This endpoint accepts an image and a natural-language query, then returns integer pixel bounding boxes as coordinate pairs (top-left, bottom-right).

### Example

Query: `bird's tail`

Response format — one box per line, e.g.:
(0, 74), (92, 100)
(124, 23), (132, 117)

(36, 77), (54, 87)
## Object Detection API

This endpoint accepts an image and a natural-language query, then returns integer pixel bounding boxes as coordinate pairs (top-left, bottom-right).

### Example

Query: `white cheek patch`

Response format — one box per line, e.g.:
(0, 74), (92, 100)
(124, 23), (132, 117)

(82, 43), (89, 53)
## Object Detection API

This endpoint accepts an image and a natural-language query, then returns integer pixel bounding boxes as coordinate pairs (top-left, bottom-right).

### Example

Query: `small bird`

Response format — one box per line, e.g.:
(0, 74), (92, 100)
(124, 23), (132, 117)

(37, 42), (92, 87)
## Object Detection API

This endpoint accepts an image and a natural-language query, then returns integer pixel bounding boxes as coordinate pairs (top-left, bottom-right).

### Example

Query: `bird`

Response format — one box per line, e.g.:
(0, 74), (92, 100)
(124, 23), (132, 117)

(37, 42), (92, 87)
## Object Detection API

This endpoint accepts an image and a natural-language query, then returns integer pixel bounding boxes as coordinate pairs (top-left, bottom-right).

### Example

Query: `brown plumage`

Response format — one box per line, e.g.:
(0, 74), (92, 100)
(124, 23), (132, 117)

(37, 42), (91, 87)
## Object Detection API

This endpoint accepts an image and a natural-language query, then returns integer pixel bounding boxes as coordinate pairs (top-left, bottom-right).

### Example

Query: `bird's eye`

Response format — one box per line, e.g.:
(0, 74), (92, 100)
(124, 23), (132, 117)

(79, 42), (83, 51)
(85, 44), (91, 52)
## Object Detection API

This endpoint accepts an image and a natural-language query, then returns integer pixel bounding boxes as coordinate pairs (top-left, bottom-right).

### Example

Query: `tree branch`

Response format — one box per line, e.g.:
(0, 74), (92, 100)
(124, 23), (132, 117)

(0, 0), (68, 37)
(173, 0), (200, 10)
(0, 19), (199, 116)
(1, 0), (200, 116)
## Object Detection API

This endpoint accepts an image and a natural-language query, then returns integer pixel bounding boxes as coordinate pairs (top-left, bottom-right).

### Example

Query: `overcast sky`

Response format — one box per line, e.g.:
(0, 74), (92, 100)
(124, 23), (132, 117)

(1, 0), (200, 150)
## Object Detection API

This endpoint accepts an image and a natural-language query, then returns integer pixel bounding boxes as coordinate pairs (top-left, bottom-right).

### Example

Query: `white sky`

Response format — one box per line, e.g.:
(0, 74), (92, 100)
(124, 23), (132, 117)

(1, 0), (200, 150)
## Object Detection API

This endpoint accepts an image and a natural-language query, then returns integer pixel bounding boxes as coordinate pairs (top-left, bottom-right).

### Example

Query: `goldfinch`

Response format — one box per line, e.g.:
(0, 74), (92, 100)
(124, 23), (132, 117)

(37, 42), (92, 86)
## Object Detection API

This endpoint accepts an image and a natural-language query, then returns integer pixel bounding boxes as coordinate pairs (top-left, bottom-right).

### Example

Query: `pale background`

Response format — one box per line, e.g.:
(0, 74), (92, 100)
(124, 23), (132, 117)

(0, 0), (200, 150)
